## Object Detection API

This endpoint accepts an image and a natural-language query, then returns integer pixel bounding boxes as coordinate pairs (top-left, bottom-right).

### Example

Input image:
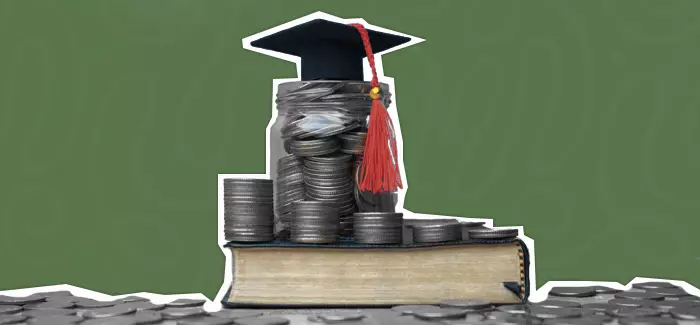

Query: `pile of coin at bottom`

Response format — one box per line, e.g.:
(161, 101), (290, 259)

(222, 178), (274, 243)
(290, 201), (340, 244)
(1, 280), (700, 325)
(353, 212), (404, 244)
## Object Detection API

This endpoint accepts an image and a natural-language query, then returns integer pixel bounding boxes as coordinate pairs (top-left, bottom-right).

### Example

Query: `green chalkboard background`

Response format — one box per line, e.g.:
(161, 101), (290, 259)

(1, 0), (698, 298)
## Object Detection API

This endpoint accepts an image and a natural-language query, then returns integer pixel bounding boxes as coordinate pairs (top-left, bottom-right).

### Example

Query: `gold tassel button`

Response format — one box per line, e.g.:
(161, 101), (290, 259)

(369, 87), (381, 100)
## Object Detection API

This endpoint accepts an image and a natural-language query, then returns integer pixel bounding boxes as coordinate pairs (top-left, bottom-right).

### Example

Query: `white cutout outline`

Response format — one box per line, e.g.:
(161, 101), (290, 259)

(2, 12), (697, 313)
(214, 11), (539, 307)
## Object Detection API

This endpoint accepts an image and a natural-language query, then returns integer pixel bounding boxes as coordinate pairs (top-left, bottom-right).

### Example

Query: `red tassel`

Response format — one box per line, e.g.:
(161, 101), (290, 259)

(349, 23), (403, 194)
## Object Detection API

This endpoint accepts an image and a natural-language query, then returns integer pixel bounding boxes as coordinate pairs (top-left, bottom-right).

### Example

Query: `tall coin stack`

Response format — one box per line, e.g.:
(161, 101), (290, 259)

(274, 155), (306, 239)
(223, 178), (275, 242)
(301, 152), (357, 237)
(290, 201), (340, 244)
(353, 212), (404, 244)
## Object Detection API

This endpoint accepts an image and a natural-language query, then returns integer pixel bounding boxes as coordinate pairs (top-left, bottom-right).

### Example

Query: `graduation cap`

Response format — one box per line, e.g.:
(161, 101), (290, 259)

(250, 19), (412, 194)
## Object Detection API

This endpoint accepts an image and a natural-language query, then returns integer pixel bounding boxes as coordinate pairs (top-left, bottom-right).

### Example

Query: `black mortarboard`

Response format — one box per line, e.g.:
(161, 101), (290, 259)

(250, 19), (411, 81)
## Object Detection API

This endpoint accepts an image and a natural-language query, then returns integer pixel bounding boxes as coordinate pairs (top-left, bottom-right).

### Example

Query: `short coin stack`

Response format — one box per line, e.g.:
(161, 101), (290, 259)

(468, 227), (519, 240)
(274, 155), (306, 239)
(290, 201), (340, 244)
(223, 178), (274, 243)
(302, 153), (357, 236)
(353, 212), (404, 244)
(411, 219), (462, 243)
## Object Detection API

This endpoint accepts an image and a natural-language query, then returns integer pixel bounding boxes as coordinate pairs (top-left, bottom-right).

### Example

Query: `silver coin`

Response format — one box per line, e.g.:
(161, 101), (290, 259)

(287, 138), (341, 157)
(115, 301), (164, 311)
(19, 308), (76, 318)
(277, 172), (305, 186)
(81, 317), (138, 325)
(176, 316), (237, 325)
(306, 153), (354, 163)
(277, 155), (303, 171)
(608, 307), (661, 318)
(591, 286), (622, 294)
(497, 304), (529, 314)
(223, 196), (274, 205)
(83, 305), (136, 319)
(413, 224), (462, 243)
(391, 305), (441, 315)
(25, 300), (74, 309)
(533, 300), (581, 309)
(618, 317), (678, 325)
(669, 307), (700, 320)
(224, 215), (274, 226)
(26, 291), (72, 299)
(165, 299), (206, 308)
(317, 312), (365, 323)
(632, 282), (679, 290)
(161, 307), (207, 319)
(0, 295), (45, 305)
(439, 299), (493, 311)
(114, 296), (149, 303)
(527, 306), (581, 319)
(412, 307), (469, 320)
(26, 315), (82, 325)
(581, 303), (616, 314)
(549, 287), (598, 298)
(74, 299), (115, 309)
(0, 314), (27, 324)
(289, 233), (339, 244)
(225, 233), (275, 243)
(354, 232), (403, 244)
(303, 158), (352, 170)
(615, 292), (664, 301)
(338, 132), (366, 154)
(304, 175), (353, 187)
(467, 228), (518, 240)
(644, 287), (691, 298)
(232, 316), (290, 325)
(543, 318), (605, 325)
(303, 166), (351, 179)
(0, 306), (20, 315)
(678, 296), (700, 302)
(608, 299), (653, 308)
(209, 310), (263, 319)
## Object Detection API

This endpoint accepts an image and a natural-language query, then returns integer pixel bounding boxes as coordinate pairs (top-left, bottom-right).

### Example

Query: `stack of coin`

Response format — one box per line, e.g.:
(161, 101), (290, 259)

(353, 212), (404, 244)
(222, 178), (274, 242)
(412, 219), (462, 243)
(290, 201), (340, 244)
(302, 153), (357, 236)
(274, 155), (306, 239)
(467, 227), (519, 240)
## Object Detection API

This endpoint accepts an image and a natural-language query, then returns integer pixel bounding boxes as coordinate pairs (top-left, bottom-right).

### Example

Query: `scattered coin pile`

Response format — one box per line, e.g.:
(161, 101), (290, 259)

(274, 155), (306, 239)
(2, 280), (698, 325)
(290, 201), (340, 244)
(353, 212), (404, 244)
(222, 178), (274, 243)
